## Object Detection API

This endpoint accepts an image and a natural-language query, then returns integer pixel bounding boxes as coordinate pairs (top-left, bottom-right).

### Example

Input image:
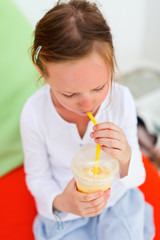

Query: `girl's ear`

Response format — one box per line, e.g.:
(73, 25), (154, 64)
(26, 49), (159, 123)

(34, 64), (48, 84)
(34, 64), (43, 76)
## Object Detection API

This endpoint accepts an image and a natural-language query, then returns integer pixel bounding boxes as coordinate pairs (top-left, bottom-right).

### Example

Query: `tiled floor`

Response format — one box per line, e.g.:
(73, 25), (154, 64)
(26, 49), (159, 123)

(121, 68), (160, 172)
(121, 68), (160, 132)
(121, 68), (160, 99)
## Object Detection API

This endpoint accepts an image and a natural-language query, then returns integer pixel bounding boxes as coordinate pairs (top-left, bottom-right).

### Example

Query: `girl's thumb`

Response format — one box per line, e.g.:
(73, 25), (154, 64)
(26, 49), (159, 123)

(68, 178), (77, 190)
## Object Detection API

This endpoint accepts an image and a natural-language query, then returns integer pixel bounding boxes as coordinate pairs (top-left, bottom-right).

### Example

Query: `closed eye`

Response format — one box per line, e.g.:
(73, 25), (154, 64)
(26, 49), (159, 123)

(94, 84), (105, 92)
(62, 83), (106, 98)
(62, 93), (76, 98)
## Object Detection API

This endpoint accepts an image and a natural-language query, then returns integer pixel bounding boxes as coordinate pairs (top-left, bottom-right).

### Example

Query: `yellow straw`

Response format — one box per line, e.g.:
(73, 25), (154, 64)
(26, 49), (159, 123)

(87, 112), (100, 175)
(87, 112), (98, 125)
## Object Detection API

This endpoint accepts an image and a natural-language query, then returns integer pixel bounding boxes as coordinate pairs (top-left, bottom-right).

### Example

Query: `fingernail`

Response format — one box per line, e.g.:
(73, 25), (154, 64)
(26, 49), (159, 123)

(90, 132), (94, 138)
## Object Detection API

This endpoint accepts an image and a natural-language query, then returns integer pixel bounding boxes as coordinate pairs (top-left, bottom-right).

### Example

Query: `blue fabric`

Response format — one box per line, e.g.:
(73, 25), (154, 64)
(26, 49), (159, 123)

(33, 188), (155, 240)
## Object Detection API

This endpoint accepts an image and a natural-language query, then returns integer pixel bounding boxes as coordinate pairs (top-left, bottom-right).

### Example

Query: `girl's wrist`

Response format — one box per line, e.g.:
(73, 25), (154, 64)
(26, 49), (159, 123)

(52, 194), (64, 212)
(119, 160), (130, 178)
(119, 147), (131, 178)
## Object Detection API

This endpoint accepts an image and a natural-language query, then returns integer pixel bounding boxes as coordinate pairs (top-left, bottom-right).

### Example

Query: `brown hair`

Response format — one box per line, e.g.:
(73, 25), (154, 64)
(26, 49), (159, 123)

(31, 0), (117, 81)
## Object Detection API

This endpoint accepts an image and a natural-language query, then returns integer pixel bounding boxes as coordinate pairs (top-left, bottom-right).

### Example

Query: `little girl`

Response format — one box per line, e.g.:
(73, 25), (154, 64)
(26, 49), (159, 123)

(20, 0), (155, 239)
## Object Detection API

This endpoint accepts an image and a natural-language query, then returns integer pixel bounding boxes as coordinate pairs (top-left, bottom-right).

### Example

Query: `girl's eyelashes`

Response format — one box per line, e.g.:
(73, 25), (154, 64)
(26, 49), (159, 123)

(62, 83), (106, 98)
(62, 93), (75, 98)
(94, 84), (105, 92)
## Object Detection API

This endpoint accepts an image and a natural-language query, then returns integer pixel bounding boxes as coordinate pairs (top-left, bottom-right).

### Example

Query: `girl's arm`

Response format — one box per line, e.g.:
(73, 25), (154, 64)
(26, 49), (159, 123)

(20, 102), (62, 219)
(90, 87), (145, 188)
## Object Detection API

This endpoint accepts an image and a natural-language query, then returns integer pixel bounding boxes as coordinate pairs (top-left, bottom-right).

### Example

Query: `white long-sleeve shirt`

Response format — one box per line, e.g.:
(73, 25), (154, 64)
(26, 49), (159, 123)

(20, 82), (145, 221)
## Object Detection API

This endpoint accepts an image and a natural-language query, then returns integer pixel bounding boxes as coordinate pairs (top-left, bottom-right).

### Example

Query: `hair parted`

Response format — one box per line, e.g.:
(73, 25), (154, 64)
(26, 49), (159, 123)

(31, 0), (117, 81)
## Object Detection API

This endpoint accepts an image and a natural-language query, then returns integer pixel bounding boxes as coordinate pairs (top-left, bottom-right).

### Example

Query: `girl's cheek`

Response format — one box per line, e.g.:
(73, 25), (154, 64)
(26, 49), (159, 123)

(60, 98), (77, 110)
(62, 100), (73, 108)
(98, 93), (107, 105)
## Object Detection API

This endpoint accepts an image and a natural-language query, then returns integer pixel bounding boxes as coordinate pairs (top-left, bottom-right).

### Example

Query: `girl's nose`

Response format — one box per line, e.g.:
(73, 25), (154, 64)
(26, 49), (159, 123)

(78, 94), (94, 110)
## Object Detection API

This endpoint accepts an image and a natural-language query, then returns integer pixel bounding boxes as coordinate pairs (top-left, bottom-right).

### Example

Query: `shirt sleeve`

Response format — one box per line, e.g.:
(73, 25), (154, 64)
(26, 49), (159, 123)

(117, 87), (146, 188)
(20, 102), (63, 220)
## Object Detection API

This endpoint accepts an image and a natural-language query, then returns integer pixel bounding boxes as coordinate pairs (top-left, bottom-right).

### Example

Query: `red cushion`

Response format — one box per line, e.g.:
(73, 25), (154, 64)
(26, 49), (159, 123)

(139, 153), (160, 240)
(0, 154), (159, 240)
(0, 166), (37, 240)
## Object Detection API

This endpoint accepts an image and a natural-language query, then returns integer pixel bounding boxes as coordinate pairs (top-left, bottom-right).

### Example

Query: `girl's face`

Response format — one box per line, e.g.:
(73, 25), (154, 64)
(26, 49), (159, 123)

(45, 51), (111, 116)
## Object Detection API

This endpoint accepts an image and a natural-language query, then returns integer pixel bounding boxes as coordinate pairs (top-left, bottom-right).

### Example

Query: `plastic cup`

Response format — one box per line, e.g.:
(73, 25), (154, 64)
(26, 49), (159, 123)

(72, 145), (119, 193)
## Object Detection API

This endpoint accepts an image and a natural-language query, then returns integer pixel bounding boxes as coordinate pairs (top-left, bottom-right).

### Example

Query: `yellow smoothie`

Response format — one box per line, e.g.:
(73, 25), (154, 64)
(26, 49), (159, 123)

(72, 145), (119, 194)
(76, 165), (112, 193)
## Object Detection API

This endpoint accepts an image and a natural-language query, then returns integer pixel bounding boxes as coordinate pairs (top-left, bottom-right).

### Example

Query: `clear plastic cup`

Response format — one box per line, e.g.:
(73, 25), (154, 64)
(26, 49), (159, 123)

(72, 145), (119, 193)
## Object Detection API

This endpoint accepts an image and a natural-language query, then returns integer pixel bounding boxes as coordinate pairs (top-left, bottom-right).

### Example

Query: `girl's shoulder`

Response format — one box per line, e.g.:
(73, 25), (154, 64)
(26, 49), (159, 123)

(22, 84), (49, 110)
(111, 82), (134, 105)
(26, 84), (49, 102)
(113, 82), (131, 95)
(20, 84), (50, 122)
(100, 83), (136, 127)
(102, 82), (136, 120)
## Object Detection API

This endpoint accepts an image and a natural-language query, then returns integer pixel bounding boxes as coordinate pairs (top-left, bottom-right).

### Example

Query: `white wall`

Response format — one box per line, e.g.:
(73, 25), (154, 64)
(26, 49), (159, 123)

(140, 0), (160, 71)
(99, 0), (146, 73)
(13, 0), (57, 27)
(13, 0), (160, 74)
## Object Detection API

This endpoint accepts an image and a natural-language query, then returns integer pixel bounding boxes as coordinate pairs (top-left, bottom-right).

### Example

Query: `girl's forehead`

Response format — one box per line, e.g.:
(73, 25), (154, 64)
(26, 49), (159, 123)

(46, 52), (110, 92)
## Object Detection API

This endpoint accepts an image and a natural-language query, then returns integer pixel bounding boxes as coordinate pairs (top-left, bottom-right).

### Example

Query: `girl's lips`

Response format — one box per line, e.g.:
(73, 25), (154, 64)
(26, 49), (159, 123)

(78, 106), (99, 116)
(82, 109), (96, 115)
(82, 110), (93, 114)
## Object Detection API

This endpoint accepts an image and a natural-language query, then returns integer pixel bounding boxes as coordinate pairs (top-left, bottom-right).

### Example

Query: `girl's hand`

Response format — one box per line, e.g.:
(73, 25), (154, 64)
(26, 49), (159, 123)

(53, 178), (110, 217)
(90, 122), (131, 176)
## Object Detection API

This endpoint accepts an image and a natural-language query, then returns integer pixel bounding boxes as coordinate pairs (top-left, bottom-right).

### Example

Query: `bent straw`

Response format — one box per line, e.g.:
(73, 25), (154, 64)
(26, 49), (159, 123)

(87, 112), (100, 175)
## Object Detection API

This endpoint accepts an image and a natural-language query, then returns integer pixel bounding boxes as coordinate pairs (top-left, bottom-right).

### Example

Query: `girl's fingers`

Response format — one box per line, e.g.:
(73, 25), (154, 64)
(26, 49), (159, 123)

(82, 192), (108, 209)
(90, 129), (121, 141)
(101, 145), (121, 159)
(87, 199), (106, 212)
(93, 122), (122, 133)
(77, 190), (103, 202)
(95, 138), (122, 150)
(76, 191), (110, 217)
(85, 202), (107, 217)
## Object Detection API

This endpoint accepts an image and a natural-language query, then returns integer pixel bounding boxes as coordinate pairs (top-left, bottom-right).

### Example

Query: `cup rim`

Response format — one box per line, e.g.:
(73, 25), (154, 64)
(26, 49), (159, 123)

(72, 146), (119, 181)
